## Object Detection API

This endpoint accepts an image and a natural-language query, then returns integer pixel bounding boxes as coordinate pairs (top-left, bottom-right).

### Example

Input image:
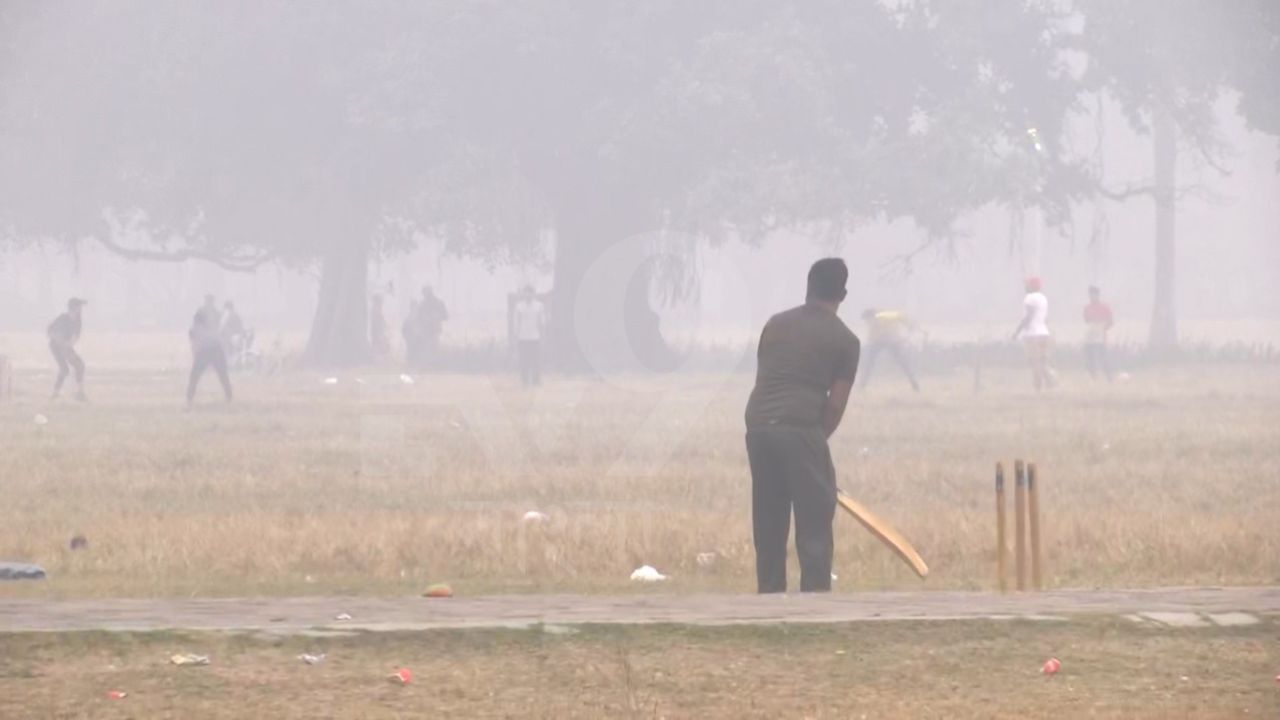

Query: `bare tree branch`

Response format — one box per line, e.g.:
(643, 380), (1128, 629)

(1096, 182), (1211, 203)
(91, 235), (273, 273)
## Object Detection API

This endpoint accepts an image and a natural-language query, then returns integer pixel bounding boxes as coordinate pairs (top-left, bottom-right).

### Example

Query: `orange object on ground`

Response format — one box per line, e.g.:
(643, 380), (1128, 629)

(424, 583), (453, 598)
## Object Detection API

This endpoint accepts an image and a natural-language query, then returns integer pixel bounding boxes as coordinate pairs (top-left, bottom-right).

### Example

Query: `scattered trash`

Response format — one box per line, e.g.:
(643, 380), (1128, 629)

(304, 574), (315, 584)
(170, 654), (210, 667)
(1180, 675), (1189, 682)
(334, 613), (353, 621)
(399, 374), (415, 385)
(323, 377), (338, 385)
(33, 414), (48, 426)
(424, 583), (453, 598)
(69, 535), (88, 551)
(1041, 658), (1061, 675)
(834, 650), (846, 656)
(298, 653), (326, 665)
(0, 562), (47, 581)
(106, 690), (128, 700)
(389, 668), (412, 685)
(1101, 442), (1111, 451)
(831, 573), (839, 581)
(630, 565), (668, 582)
(522, 511), (549, 523)
(695, 552), (717, 568)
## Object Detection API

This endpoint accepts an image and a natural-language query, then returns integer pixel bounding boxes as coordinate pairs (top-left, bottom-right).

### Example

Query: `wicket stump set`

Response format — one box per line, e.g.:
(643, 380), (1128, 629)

(995, 460), (1042, 592)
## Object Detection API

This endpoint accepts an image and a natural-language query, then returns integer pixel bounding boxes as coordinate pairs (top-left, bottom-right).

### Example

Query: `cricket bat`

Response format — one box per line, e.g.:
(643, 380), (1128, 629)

(836, 489), (929, 578)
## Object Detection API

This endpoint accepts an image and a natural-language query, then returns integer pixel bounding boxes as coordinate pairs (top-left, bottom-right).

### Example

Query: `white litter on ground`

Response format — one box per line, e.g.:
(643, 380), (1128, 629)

(630, 565), (668, 582)
(522, 511), (549, 523)
(696, 552), (717, 567)
(399, 374), (415, 385)
(169, 654), (210, 666)
(33, 414), (48, 426)
(323, 377), (338, 385)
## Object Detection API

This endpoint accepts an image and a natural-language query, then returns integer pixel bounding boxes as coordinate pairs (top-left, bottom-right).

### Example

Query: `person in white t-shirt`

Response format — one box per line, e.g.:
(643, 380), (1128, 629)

(511, 285), (547, 387)
(1011, 276), (1056, 390)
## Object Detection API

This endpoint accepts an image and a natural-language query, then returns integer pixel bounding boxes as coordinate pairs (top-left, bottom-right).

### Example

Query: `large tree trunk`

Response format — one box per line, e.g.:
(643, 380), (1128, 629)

(304, 238), (371, 367)
(1149, 107), (1178, 354)
(547, 190), (676, 373)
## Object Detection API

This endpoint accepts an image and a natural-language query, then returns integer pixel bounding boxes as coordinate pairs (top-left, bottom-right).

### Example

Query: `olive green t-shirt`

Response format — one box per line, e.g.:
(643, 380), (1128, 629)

(745, 304), (861, 429)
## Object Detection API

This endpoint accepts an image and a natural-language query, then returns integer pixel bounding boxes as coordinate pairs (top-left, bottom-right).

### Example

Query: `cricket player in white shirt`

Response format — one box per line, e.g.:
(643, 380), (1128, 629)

(1012, 276), (1056, 391)
(512, 285), (547, 386)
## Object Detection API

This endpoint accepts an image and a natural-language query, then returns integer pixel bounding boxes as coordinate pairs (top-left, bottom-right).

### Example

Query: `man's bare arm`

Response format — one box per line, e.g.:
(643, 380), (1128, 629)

(822, 379), (854, 438)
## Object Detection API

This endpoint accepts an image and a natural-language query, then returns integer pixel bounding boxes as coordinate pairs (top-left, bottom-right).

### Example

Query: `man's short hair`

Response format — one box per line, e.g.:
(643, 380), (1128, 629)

(806, 258), (848, 303)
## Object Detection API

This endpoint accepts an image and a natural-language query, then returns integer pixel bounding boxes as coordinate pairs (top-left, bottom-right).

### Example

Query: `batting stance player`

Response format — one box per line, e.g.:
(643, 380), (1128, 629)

(745, 258), (861, 593)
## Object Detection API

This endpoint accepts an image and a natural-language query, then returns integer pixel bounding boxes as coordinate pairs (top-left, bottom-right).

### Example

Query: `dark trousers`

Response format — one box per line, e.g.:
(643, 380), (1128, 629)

(188, 345), (232, 402)
(50, 342), (84, 396)
(1085, 343), (1112, 382)
(745, 425), (837, 593)
(861, 342), (919, 391)
(518, 340), (541, 386)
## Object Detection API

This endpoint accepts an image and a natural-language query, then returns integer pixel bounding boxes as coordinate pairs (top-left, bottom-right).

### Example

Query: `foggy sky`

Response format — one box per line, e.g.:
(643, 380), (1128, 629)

(1, 2), (1276, 362)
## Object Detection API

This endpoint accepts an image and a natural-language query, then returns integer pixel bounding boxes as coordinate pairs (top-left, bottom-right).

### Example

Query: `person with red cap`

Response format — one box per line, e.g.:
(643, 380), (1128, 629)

(1012, 276), (1055, 390)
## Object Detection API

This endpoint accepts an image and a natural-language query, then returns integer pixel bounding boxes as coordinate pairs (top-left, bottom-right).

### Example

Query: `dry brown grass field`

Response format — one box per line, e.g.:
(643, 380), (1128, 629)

(3, 618), (1277, 718)
(1, 352), (1278, 600)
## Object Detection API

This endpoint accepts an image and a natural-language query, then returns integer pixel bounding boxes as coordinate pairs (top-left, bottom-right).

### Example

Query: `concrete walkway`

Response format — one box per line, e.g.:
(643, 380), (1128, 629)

(2, 586), (1277, 634)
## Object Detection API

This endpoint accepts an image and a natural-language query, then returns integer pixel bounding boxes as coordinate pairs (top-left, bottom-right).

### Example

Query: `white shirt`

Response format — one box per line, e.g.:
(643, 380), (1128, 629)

(1022, 292), (1050, 338)
(512, 298), (546, 341)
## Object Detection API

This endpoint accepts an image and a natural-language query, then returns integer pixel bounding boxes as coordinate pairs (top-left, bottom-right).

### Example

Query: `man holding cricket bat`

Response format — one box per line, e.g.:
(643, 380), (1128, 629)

(745, 258), (860, 593)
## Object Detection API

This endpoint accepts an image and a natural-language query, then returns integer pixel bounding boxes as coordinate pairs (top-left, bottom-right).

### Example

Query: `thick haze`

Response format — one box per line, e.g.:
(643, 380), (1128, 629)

(1, 1), (1276, 367)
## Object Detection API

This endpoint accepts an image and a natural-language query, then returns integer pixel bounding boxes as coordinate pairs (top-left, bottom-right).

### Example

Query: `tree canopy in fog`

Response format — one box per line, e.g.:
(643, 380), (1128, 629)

(0, 1), (1275, 365)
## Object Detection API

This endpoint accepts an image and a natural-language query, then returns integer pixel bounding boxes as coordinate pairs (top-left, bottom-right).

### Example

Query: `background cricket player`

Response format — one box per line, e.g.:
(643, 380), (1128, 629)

(860, 308), (923, 392)
(744, 258), (861, 593)
(511, 285), (547, 387)
(47, 297), (88, 401)
(187, 295), (233, 405)
(1083, 285), (1115, 382)
(1012, 276), (1055, 391)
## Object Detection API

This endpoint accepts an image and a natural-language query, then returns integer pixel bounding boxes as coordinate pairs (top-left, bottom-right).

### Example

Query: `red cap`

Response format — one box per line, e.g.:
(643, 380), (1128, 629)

(1025, 276), (1043, 292)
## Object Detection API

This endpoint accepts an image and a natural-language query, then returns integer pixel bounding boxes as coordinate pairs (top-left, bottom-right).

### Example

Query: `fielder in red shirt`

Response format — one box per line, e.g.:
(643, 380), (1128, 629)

(1082, 285), (1114, 382)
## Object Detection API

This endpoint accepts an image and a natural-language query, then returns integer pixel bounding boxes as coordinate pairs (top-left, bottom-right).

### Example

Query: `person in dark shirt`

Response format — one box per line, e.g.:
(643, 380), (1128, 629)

(220, 301), (250, 366)
(47, 298), (88, 401)
(744, 258), (861, 593)
(187, 295), (233, 405)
